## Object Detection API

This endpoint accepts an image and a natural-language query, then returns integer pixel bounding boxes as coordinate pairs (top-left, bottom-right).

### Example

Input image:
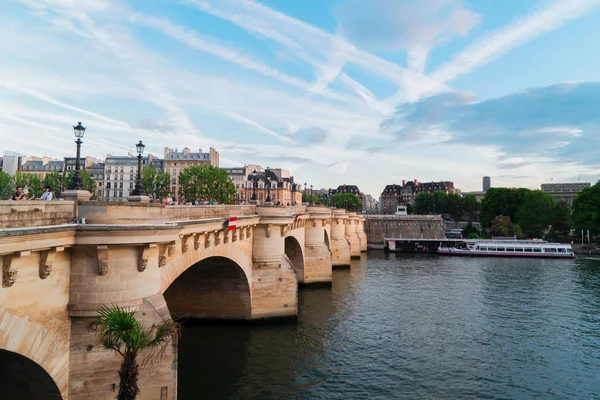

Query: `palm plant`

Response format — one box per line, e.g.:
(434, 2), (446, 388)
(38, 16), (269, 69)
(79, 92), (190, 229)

(95, 305), (180, 400)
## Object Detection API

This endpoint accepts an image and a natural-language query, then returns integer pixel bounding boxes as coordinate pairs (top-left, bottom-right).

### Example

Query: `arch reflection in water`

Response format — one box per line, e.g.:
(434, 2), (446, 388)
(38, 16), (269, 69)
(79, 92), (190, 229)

(164, 256), (251, 321)
(0, 349), (62, 400)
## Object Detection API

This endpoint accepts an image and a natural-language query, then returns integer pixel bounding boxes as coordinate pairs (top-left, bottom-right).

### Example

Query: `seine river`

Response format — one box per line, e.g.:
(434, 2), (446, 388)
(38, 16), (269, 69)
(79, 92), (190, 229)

(178, 252), (600, 399)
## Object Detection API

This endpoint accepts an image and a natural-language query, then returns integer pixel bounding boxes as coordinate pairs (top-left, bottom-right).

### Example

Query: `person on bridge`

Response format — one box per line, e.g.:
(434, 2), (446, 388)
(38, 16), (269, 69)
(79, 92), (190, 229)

(164, 194), (174, 205)
(11, 186), (28, 201)
(40, 186), (53, 201)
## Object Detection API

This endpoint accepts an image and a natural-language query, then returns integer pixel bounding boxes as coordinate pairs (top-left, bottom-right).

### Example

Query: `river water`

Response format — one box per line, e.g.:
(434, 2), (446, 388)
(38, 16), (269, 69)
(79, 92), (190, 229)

(178, 252), (600, 399)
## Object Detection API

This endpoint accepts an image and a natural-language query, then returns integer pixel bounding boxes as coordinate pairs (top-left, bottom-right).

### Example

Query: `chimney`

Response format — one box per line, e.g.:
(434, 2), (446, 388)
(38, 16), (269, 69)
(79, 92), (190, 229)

(413, 179), (417, 185)
(402, 179), (406, 186)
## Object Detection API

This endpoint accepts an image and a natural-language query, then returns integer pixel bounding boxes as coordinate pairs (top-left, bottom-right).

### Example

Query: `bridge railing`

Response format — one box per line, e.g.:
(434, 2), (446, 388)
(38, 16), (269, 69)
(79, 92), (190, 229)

(365, 214), (443, 220)
(77, 202), (258, 225)
(0, 200), (75, 228)
(165, 205), (256, 222)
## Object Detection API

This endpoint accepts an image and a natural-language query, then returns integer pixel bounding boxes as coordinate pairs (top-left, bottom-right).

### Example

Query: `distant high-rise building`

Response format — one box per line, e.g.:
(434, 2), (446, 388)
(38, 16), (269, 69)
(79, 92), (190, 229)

(483, 176), (491, 192)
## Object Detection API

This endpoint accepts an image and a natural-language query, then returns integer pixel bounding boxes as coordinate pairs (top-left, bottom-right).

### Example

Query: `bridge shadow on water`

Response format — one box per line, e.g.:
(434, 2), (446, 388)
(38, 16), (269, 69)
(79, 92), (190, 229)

(177, 256), (368, 400)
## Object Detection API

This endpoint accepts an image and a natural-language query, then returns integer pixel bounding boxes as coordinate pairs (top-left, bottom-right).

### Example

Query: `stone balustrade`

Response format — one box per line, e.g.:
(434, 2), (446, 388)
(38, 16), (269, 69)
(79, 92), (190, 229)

(0, 200), (75, 228)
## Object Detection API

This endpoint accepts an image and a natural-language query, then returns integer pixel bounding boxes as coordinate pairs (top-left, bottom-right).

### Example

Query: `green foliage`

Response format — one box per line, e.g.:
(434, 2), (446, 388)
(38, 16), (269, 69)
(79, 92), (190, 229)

(481, 187), (564, 238)
(43, 171), (67, 196)
(11, 172), (44, 198)
(413, 191), (480, 220)
(95, 305), (180, 400)
(302, 193), (325, 205)
(0, 171), (14, 200)
(178, 165), (236, 204)
(551, 201), (572, 233)
(480, 188), (529, 228)
(66, 170), (97, 198)
(572, 182), (600, 233)
(467, 232), (479, 239)
(490, 215), (523, 238)
(141, 167), (171, 200)
(462, 221), (479, 237)
(331, 193), (362, 211)
(515, 190), (555, 237)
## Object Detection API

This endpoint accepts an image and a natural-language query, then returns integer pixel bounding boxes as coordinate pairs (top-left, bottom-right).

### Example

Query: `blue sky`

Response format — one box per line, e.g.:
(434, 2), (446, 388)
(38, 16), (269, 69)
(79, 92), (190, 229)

(2, 0), (600, 195)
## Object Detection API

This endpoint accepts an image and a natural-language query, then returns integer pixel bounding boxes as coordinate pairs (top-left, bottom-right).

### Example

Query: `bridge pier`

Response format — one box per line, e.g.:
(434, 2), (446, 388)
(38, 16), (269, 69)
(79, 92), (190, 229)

(331, 210), (351, 268)
(252, 208), (298, 320)
(356, 216), (368, 252)
(68, 242), (177, 400)
(301, 207), (333, 286)
(345, 213), (361, 259)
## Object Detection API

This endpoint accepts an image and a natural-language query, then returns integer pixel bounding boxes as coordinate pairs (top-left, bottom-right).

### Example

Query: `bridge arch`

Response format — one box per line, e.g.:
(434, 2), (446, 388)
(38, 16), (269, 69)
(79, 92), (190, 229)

(0, 349), (62, 400)
(284, 236), (304, 274)
(164, 256), (252, 320)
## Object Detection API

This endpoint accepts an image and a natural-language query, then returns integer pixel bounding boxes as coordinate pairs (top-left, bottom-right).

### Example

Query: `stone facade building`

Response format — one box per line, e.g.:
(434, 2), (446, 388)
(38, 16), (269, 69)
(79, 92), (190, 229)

(19, 158), (64, 179)
(541, 182), (591, 205)
(104, 154), (158, 201)
(224, 165), (302, 205)
(163, 147), (219, 201)
(379, 179), (457, 213)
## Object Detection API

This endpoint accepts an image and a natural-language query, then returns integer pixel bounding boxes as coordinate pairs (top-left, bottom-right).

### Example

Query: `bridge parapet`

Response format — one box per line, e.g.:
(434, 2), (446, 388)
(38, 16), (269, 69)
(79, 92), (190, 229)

(0, 200), (75, 228)
(78, 202), (256, 225)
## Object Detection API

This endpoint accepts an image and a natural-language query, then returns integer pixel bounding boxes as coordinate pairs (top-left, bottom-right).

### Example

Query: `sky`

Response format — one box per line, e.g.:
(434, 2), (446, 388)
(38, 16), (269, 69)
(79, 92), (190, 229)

(2, 0), (600, 196)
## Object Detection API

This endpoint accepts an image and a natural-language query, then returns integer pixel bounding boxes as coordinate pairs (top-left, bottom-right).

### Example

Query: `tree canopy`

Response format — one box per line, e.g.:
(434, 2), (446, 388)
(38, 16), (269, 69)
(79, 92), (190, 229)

(0, 171), (13, 200)
(572, 182), (600, 234)
(413, 191), (479, 221)
(141, 167), (170, 201)
(331, 193), (362, 211)
(178, 165), (236, 204)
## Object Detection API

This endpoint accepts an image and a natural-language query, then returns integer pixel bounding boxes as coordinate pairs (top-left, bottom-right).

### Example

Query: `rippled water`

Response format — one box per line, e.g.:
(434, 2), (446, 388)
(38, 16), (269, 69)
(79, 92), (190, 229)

(178, 252), (600, 399)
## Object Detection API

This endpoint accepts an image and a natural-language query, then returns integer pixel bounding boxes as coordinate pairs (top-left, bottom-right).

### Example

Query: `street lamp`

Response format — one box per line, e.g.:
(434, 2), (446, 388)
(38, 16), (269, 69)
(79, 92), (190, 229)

(266, 177), (271, 202)
(131, 141), (145, 196)
(310, 184), (313, 206)
(251, 170), (257, 201)
(304, 181), (307, 203)
(68, 122), (86, 190)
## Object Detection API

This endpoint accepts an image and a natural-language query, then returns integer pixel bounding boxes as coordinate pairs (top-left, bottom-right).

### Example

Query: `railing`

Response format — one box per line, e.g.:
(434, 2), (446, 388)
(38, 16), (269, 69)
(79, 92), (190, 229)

(0, 200), (75, 228)
(366, 214), (443, 220)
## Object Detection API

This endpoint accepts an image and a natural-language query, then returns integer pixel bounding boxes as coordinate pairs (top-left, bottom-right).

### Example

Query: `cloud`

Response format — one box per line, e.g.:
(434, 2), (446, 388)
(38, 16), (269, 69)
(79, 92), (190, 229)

(335, 0), (480, 72)
(289, 127), (329, 144)
(139, 118), (175, 134)
(432, 0), (600, 83)
(382, 82), (600, 169)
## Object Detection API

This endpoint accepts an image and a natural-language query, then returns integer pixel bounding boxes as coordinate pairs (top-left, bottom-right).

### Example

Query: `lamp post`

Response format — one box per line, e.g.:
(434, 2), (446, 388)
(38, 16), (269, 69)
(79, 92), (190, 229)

(304, 181), (307, 204)
(251, 170), (257, 201)
(68, 122), (86, 190)
(131, 141), (145, 196)
(310, 184), (313, 206)
(266, 177), (271, 202)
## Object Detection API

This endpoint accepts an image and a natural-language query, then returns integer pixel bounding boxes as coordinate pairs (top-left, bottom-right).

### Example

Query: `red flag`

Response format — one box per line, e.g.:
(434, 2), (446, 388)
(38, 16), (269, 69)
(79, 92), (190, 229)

(228, 216), (237, 230)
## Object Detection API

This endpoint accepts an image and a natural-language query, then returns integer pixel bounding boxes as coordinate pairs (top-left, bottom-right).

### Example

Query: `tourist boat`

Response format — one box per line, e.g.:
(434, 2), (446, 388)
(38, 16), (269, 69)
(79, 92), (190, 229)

(437, 240), (576, 258)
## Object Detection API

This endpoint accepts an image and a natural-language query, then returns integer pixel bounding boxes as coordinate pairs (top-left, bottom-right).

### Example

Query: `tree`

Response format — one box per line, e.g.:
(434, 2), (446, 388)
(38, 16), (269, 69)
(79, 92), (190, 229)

(95, 305), (179, 400)
(141, 167), (171, 200)
(0, 171), (13, 200)
(463, 221), (479, 237)
(330, 193), (362, 211)
(27, 174), (44, 198)
(65, 170), (97, 198)
(302, 193), (325, 205)
(480, 187), (528, 228)
(515, 190), (555, 237)
(551, 201), (572, 234)
(572, 182), (600, 234)
(12, 172), (43, 198)
(44, 171), (67, 197)
(13, 172), (29, 188)
(178, 165), (236, 204)
(490, 215), (523, 238)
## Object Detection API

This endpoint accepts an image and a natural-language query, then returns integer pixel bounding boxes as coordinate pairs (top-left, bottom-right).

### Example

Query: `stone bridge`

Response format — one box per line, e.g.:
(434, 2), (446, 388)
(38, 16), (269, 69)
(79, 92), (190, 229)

(0, 201), (366, 400)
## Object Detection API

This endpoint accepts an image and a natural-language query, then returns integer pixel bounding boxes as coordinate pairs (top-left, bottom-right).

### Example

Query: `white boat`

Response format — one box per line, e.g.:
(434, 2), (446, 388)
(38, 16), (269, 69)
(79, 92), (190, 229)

(437, 239), (575, 259)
